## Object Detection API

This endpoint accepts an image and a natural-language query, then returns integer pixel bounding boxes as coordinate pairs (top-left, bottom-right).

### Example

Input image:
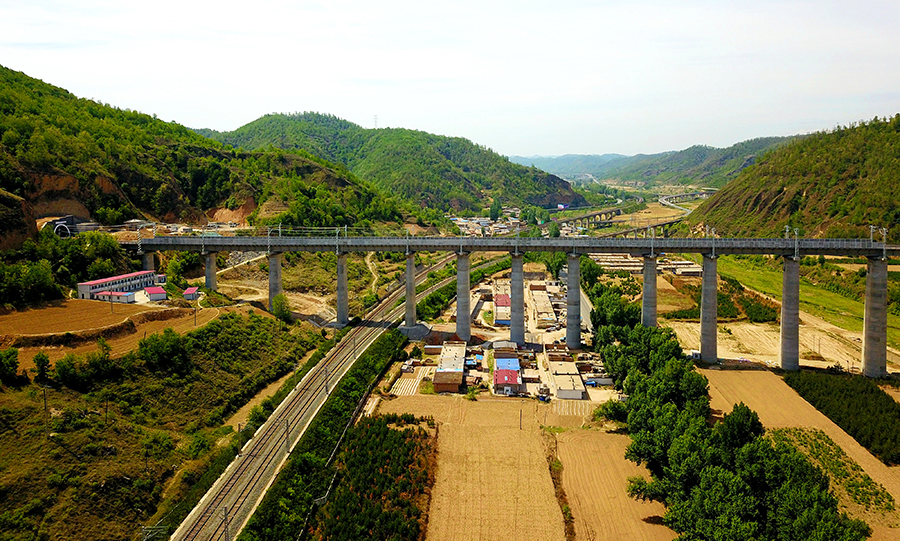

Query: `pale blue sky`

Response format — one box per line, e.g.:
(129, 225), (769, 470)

(1, 0), (898, 156)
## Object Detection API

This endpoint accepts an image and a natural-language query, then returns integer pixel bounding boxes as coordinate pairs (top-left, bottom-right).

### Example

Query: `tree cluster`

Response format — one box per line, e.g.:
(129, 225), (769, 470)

(784, 371), (900, 465)
(312, 414), (432, 541)
(586, 269), (870, 539)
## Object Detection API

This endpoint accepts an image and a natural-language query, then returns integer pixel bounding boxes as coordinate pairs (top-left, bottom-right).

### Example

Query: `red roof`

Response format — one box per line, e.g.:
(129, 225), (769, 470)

(80, 270), (155, 286)
(183, 287), (199, 295)
(144, 286), (166, 295)
(495, 294), (511, 307)
(97, 291), (132, 297)
(493, 369), (521, 386)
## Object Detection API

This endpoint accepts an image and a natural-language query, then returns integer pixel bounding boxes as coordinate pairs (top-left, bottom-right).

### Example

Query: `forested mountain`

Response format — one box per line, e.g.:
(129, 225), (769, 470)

(512, 137), (794, 189)
(0, 66), (406, 235)
(202, 113), (586, 212)
(684, 116), (900, 240)
(508, 153), (626, 176)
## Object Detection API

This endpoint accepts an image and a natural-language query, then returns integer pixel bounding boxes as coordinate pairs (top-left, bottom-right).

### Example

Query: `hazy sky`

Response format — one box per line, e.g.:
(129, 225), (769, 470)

(2, 0), (899, 156)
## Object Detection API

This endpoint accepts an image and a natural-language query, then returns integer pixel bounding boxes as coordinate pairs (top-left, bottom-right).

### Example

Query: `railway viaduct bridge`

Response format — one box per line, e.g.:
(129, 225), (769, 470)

(125, 235), (899, 378)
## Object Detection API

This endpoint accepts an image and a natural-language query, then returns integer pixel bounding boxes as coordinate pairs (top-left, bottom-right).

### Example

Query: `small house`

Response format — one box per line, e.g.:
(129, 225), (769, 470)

(145, 286), (167, 301)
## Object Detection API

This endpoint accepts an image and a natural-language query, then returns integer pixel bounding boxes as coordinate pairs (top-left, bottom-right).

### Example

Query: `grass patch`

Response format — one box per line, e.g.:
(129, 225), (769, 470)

(770, 428), (895, 512)
(714, 255), (900, 348)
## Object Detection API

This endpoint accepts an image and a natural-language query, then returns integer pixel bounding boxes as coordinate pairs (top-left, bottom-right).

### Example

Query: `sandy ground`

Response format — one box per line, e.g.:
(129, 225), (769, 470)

(0, 299), (163, 335)
(378, 395), (567, 541)
(701, 368), (900, 539)
(557, 430), (674, 541)
(662, 315), (869, 371)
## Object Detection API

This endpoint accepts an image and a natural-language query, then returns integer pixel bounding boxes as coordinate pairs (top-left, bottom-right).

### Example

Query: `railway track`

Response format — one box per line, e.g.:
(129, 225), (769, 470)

(168, 254), (479, 540)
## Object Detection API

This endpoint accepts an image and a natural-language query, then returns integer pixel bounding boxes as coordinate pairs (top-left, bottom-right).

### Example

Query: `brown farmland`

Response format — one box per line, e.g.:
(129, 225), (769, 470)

(378, 395), (566, 541)
(701, 368), (900, 540)
(0, 298), (162, 336)
(556, 430), (674, 541)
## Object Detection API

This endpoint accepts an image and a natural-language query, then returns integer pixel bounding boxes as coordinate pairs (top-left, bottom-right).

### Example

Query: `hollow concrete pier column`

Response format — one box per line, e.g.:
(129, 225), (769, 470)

(142, 252), (155, 272)
(456, 253), (471, 342)
(336, 253), (349, 326)
(404, 254), (416, 328)
(268, 253), (283, 311)
(511, 254), (525, 345)
(780, 257), (800, 371)
(862, 257), (888, 377)
(566, 254), (581, 350)
(204, 252), (217, 291)
(700, 254), (718, 364)
(642, 256), (657, 327)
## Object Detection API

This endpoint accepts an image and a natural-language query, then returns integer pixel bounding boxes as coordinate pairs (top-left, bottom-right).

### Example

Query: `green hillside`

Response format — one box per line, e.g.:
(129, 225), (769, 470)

(0, 66), (405, 230)
(513, 137), (793, 189)
(684, 116), (900, 240)
(203, 112), (586, 213)
(508, 153), (626, 177)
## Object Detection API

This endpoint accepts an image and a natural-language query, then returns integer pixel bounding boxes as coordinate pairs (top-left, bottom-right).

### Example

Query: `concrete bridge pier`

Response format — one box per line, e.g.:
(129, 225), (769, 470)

(700, 254), (718, 363)
(862, 257), (888, 377)
(456, 253), (471, 342)
(780, 257), (800, 371)
(268, 253), (283, 311)
(566, 253), (581, 349)
(142, 252), (155, 272)
(204, 252), (217, 291)
(642, 256), (657, 327)
(336, 253), (349, 326)
(510, 254), (525, 345)
(404, 253), (416, 328)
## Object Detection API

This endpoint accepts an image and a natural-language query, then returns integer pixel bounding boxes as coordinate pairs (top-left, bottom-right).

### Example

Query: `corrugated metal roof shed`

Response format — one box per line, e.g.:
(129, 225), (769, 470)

(495, 357), (520, 371)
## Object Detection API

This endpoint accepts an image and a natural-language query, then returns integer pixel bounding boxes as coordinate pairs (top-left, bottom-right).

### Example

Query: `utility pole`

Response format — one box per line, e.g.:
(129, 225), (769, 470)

(222, 506), (231, 541)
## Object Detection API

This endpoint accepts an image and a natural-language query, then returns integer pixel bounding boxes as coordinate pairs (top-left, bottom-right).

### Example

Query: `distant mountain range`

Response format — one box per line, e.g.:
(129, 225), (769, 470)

(510, 137), (795, 189)
(200, 113), (586, 213)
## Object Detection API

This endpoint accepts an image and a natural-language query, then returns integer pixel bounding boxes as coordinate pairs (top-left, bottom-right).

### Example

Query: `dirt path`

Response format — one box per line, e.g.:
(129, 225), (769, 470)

(557, 430), (674, 541)
(701, 368), (900, 539)
(378, 395), (566, 541)
(365, 252), (378, 294)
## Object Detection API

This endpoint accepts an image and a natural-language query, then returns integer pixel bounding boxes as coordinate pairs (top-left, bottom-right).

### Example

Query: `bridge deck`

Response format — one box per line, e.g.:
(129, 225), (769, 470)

(124, 236), (899, 258)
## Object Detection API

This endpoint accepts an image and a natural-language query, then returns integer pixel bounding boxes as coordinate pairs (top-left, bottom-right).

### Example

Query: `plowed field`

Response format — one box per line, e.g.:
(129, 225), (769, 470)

(556, 430), (674, 541)
(378, 395), (566, 541)
(0, 299), (161, 335)
(701, 368), (900, 539)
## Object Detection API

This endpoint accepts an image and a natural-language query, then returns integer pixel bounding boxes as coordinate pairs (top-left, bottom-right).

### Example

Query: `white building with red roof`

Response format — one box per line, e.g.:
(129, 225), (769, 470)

(77, 271), (158, 300)
(144, 286), (167, 301)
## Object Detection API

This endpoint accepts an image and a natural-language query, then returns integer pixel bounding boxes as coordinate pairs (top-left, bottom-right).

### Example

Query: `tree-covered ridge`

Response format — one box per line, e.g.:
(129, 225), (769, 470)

(513, 137), (793, 189)
(0, 65), (405, 228)
(203, 112), (587, 212)
(685, 115), (900, 240)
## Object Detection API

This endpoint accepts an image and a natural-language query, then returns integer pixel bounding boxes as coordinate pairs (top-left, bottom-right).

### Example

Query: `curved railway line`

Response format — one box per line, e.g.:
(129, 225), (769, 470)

(170, 256), (490, 540)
